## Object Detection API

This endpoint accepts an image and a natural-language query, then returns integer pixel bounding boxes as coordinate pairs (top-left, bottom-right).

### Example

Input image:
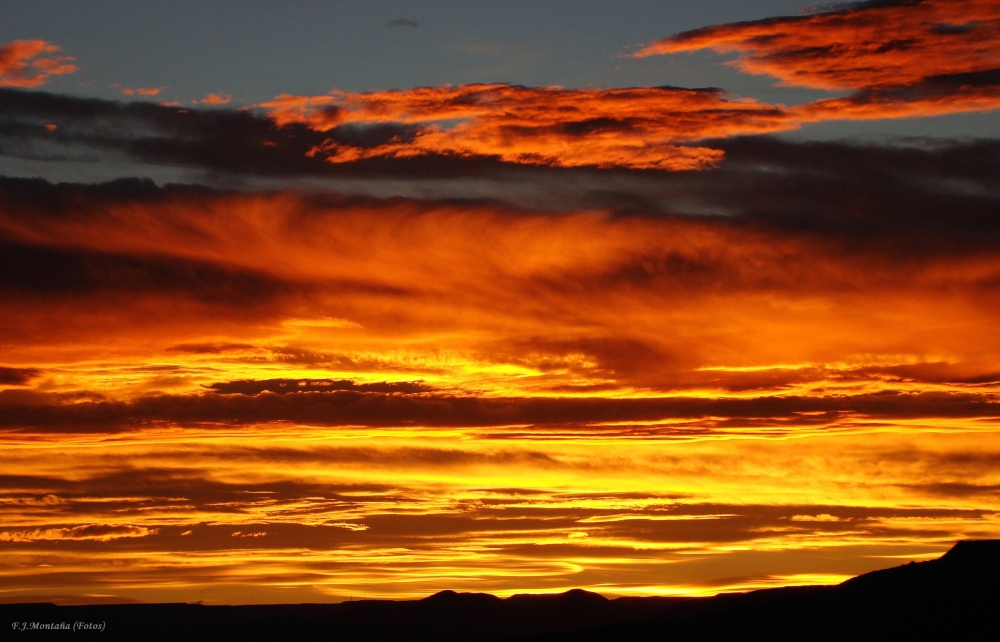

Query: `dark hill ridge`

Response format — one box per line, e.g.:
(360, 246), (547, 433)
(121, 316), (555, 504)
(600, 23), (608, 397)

(525, 539), (1000, 641)
(2, 541), (998, 641)
(0, 587), (683, 641)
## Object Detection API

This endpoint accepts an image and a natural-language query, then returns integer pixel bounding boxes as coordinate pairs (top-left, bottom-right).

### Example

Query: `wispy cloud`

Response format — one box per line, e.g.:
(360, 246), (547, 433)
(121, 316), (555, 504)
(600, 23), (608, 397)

(0, 524), (157, 542)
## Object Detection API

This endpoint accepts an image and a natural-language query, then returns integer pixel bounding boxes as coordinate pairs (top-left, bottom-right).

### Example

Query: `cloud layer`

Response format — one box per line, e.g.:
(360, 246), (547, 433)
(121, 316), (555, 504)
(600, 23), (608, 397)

(2, 2), (1000, 605)
(2, 133), (998, 603)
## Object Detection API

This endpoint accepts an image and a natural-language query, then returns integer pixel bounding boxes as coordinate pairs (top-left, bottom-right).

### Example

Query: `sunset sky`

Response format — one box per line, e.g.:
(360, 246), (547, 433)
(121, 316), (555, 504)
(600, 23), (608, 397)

(2, 0), (1000, 605)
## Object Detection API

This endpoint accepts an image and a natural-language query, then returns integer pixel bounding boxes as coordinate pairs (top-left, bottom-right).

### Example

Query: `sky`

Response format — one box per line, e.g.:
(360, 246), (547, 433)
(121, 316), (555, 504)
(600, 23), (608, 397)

(1, 0), (1000, 605)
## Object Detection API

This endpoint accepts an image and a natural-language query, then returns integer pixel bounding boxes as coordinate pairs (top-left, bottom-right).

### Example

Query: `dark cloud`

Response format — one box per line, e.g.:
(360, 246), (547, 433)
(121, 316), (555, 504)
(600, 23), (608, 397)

(386, 18), (419, 28)
(0, 88), (323, 175)
(330, 122), (421, 148)
(4, 87), (1000, 206)
(0, 236), (289, 304)
(166, 343), (256, 354)
(903, 482), (1000, 498)
(1, 388), (996, 433)
(0, 366), (39, 385)
(0, 88), (511, 180)
(656, 136), (1000, 256)
(118, 132), (1000, 260)
(206, 378), (435, 395)
(0, 176), (180, 209)
(222, 444), (561, 469)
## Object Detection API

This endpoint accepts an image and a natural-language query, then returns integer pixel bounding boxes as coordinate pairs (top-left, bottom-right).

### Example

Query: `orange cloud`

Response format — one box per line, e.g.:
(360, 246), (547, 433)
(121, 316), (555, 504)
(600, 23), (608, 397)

(1, 170), (999, 602)
(3, 175), (1000, 406)
(0, 524), (157, 542)
(195, 92), (232, 106)
(0, 40), (77, 88)
(120, 87), (164, 97)
(258, 2), (1000, 172)
(631, 0), (1000, 124)
(633, 0), (1000, 92)
(260, 84), (798, 170)
(793, 71), (1000, 122)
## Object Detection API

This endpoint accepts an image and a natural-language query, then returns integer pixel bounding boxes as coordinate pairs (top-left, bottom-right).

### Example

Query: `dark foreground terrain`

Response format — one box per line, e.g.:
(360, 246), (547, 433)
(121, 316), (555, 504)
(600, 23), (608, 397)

(3, 540), (998, 641)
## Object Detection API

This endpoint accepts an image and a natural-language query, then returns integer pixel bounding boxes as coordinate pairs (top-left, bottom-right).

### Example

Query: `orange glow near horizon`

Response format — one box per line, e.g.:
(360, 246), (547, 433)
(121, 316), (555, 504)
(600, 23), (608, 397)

(2, 189), (1000, 604)
(2, 423), (999, 604)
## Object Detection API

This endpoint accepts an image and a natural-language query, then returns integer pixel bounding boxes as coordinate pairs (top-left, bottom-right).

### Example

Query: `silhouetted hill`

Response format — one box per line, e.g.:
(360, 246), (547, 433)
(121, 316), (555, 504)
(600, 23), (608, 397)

(522, 539), (1000, 641)
(2, 541), (997, 641)
(0, 586), (681, 641)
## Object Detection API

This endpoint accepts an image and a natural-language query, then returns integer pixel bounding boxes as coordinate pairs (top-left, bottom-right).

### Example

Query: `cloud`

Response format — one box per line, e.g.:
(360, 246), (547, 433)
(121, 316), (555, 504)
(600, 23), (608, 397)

(0, 437), (991, 598)
(3, 5), (998, 180)
(166, 342), (256, 354)
(206, 378), (435, 395)
(120, 87), (164, 97)
(1, 389), (997, 433)
(903, 482), (1000, 498)
(634, 0), (1000, 90)
(0, 524), (157, 542)
(1, 428), (995, 601)
(0, 367), (40, 385)
(0, 235), (292, 305)
(1, 79), (994, 180)
(240, 1), (1000, 171)
(195, 92), (232, 106)
(790, 514), (842, 522)
(0, 88), (396, 178)
(0, 146), (998, 405)
(258, 84), (798, 170)
(793, 68), (1000, 122)
(387, 18), (419, 28)
(4, 89), (998, 199)
(633, 0), (1000, 121)
(0, 40), (76, 88)
(3, 6), (1000, 604)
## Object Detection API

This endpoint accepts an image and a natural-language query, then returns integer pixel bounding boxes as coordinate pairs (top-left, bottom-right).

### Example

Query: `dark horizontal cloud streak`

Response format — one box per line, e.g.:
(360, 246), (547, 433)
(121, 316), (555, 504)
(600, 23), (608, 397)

(1, 388), (996, 433)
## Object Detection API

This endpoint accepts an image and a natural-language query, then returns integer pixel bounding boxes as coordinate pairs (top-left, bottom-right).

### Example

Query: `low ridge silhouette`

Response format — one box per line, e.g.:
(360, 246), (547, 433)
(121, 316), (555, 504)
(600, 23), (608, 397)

(527, 539), (1000, 641)
(2, 540), (997, 641)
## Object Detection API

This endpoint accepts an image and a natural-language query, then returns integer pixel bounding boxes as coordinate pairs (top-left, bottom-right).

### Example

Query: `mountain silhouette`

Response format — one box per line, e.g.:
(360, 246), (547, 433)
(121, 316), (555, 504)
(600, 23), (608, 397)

(524, 539), (1000, 641)
(1, 540), (997, 641)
